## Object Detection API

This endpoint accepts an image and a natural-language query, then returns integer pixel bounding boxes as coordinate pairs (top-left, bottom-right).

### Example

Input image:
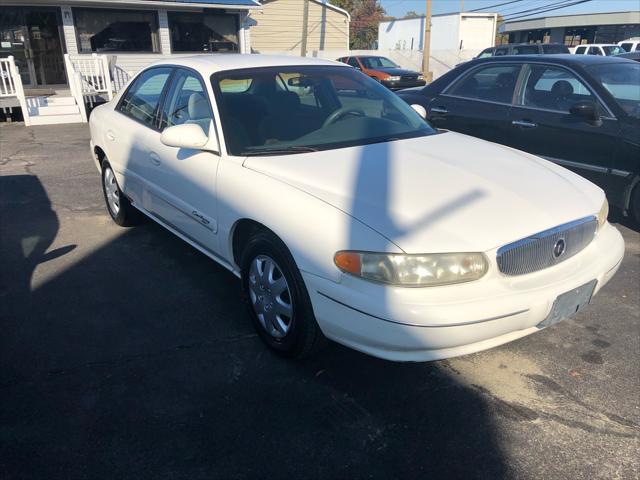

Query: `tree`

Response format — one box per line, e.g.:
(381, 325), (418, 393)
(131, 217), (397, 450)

(332, 0), (386, 49)
(403, 11), (421, 19)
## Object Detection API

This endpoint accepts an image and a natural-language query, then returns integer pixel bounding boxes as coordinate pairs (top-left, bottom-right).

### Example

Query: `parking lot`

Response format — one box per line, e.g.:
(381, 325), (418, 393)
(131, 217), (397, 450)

(1, 122), (639, 479)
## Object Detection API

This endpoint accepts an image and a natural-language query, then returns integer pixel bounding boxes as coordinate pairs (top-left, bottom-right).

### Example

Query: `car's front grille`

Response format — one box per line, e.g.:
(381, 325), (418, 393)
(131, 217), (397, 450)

(496, 217), (597, 276)
(401, 75), (418, 81)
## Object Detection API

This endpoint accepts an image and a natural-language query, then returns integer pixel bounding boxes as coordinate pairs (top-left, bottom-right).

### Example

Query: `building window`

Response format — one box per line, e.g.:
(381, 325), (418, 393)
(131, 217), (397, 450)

(168, 11), (239, 53)
(73, 8), (160, 53)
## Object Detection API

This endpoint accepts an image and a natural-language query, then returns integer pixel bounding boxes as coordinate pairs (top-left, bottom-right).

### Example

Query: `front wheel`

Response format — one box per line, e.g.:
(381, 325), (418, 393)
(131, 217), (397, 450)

(241, 230), (325, 358)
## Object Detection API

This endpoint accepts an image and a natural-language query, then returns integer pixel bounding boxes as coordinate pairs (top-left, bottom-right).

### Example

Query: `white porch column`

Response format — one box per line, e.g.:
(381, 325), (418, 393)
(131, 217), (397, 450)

(60, 6), (78, 55)
(239, 12), (251, 54)
(158, 10), (172, 55)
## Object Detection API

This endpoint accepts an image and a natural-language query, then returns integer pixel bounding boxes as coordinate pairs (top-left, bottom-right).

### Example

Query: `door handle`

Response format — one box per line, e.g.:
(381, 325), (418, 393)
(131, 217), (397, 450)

(149, 153), (161, 166)
(106, 130), (115, 141)
(512, 120), (538, 128)
(431, 107), (448, 114)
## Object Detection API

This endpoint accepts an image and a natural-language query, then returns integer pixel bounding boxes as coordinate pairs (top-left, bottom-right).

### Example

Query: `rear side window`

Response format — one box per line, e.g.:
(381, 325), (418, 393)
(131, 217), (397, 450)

(347, 57), (360, 68)
(588, 47), (602, 56)
(542, 44), (569, 54)
(494, 47), (509, 56)
(636, 43), (640, 52)
(118, 67), (172, 128)
(620, 43), (633, 52)
(513, 45), (539, 55)
(575, 46), (587, 54)
(448, 64), (521, 104)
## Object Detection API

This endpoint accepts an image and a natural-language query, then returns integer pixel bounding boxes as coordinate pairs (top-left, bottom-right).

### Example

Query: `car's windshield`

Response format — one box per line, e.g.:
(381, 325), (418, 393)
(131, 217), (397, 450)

(587, 62), (640, 119)
(603, 45), (625, 56)
(211, 66), (435, 156)
(360, 57), (399, 69)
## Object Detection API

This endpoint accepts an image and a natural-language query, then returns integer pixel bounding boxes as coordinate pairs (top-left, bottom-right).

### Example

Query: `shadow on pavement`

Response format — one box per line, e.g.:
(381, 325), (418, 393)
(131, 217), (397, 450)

(1, 173), (509, 478)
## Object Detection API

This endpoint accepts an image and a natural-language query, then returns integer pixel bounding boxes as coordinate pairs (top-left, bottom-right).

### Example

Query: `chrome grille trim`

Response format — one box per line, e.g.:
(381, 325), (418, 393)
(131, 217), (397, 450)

(497, 216), (597, 276)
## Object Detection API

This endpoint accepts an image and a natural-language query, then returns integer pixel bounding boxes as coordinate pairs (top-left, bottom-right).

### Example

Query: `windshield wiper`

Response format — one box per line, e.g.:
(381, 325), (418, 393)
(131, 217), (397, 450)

(241, 146), (320, 156)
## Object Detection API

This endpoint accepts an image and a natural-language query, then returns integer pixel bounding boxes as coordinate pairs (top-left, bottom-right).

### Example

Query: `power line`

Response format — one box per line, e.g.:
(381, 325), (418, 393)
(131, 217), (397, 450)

(467, 0), (527, 13)
(503, 0), (592, 20)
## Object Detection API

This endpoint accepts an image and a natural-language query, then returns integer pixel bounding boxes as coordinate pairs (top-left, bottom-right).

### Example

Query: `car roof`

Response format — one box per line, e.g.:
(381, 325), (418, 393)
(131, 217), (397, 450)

(577, 44), (619, 47)
(145, 54), (347, 74)
(470, 54), (631, 67)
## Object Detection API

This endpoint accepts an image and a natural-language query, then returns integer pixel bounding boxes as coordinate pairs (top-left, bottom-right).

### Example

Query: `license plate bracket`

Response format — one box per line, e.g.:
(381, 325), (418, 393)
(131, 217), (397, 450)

(538, 279), (597, 328)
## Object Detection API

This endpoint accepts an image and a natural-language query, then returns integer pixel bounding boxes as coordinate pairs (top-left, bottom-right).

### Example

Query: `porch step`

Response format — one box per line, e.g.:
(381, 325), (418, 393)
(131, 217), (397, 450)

(28, 113), (85, 125)
(24, 95), (84, 125)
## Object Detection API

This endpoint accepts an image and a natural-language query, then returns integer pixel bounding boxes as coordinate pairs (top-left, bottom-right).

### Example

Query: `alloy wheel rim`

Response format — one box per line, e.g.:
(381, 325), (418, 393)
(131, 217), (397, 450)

(248, 255), (293, 339)
(104, 168), (120, 215)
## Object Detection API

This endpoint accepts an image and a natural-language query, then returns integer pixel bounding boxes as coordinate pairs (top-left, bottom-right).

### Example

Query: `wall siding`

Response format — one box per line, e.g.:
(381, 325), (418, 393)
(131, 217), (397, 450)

(250, 0), (348, 53)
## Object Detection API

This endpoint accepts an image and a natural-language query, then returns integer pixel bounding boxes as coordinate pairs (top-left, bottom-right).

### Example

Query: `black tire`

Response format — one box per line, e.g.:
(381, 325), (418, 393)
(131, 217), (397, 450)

(631, 184), (640, 226)
(101, 160), (141, 227)
(240, 230), (325, 359)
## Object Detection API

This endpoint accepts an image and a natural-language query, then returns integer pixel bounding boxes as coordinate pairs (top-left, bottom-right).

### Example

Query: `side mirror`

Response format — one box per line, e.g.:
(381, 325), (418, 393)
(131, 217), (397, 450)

(161, 123), (216, 151)
(569, 101), (600, 123)
(411, 104), (427, 119)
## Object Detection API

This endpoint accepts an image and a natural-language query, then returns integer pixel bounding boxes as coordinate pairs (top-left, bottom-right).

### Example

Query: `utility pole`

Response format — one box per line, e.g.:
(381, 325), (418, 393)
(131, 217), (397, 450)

(301, 0), (309, 57)
(421, 0), (433, 83)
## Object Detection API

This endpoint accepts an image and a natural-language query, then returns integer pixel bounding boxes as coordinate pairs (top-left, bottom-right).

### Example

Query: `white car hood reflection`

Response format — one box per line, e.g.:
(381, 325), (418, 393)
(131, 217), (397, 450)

(244, 132), (603, 253)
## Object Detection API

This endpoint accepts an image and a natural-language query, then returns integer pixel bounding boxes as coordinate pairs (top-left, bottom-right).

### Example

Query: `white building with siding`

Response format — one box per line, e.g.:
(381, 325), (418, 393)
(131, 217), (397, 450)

(1, 0), (260, 93)
(249, 0), (349, 54)
(378, 12), (498, 52)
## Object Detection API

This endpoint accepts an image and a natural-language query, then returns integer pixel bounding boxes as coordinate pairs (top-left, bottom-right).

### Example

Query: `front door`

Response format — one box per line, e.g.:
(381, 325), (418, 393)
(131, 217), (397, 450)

(0, 7), (66, 88)
(152, 68), (220, 252)
(509, 63), (620, 193)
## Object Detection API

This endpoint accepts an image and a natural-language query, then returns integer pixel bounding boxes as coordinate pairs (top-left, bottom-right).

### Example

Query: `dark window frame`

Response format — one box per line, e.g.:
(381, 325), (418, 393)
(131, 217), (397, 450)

(73, 7), (160, 54)
(116, 66), (175, 131)
(167, 10), (240, 54)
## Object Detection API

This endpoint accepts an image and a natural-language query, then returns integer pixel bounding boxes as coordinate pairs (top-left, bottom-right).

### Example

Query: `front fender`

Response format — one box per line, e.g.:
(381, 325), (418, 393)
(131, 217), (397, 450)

(217, 159), (402, 283)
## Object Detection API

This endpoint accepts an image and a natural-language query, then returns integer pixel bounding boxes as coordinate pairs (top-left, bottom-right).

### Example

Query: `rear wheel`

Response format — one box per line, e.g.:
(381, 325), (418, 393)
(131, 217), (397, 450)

(101, 160), (141, 227)
(240, 230), (325, 358)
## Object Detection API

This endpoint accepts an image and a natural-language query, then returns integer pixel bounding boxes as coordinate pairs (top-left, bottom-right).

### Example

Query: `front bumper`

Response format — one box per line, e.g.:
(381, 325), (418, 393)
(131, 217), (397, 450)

(381, 78), (427, 90)
(303, 223), (624, 362)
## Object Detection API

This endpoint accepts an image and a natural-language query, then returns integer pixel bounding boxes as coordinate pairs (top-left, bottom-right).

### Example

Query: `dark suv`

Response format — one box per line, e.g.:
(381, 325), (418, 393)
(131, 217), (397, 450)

(476, 43), (570, 58)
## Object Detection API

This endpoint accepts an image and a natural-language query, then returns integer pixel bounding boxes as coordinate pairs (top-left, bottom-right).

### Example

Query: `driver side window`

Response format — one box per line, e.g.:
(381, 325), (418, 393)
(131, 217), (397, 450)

(159, 69), (214, 135)
(520, 65), (598, 113)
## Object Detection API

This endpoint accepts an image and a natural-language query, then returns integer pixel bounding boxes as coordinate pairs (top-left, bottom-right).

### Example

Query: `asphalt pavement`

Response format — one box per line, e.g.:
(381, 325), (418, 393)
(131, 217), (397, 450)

(1, 123), (638, 479)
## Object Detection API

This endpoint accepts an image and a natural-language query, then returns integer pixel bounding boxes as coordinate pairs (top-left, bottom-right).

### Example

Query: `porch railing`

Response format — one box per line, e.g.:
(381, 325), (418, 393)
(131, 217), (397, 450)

(0, 56), (30, 126)
(64, 53), (113, 102)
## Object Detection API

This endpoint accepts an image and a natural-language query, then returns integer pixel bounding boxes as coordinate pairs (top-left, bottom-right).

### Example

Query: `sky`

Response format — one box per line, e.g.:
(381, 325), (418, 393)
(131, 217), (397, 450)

(380, 0), (640, 19)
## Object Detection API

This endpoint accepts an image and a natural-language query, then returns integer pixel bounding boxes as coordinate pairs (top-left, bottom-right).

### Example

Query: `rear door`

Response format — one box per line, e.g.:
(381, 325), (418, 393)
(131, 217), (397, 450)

(426, 62), (522, 147)
(509, 63), (621, 192)
(111, 66), (174, 205)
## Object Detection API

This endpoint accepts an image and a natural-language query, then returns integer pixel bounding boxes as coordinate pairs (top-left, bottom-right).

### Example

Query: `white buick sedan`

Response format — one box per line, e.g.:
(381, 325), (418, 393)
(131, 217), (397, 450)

(90, 55), (624, 362)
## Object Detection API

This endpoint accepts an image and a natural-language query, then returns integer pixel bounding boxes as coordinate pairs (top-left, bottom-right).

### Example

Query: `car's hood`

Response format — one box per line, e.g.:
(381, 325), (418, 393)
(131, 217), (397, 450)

(376, 67), (419, 76)
(244, 132), (603, 253)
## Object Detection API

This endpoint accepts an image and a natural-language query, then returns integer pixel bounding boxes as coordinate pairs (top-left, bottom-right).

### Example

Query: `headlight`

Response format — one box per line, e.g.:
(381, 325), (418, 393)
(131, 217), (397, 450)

(597, 198), (609, 230)
(417, 75), (425, 80)
(334, 251), (489, 287)
(386, 76), (401, 82)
